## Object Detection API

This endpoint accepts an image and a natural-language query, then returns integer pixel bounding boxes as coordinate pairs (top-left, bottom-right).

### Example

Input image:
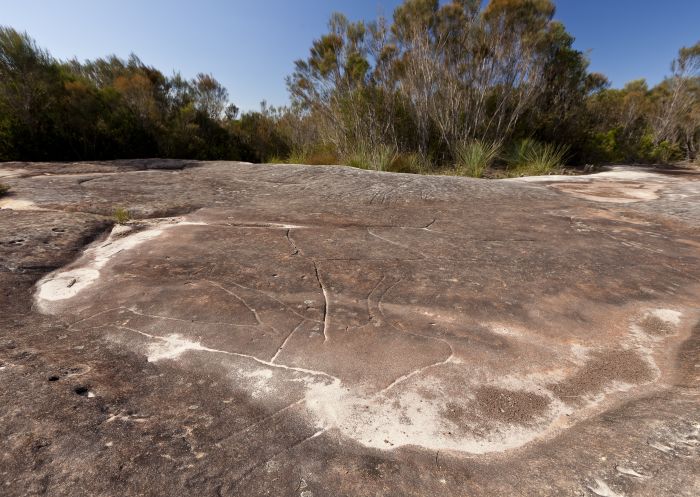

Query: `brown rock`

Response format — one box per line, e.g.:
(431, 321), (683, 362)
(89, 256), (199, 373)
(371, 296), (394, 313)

(0, 161), (698, 496)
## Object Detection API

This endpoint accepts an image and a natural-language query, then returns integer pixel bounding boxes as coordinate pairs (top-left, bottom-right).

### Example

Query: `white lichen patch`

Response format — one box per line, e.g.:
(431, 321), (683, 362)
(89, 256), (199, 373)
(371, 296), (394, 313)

(628, 308), (683, 348)
(511, 167), (670, 203)
(513, 168), (664, 184)
(0, 168), (27, 179)
(0, 198), (41, 210)
(570, 343), (590, 361)
(587, 478), (625, 497)
(36, 268), (101, 304)
(302, 374), (564, 454)
(148, 334), (211, 362)
(128, 325), (570, 455)
(490, 325), (523, 337)
(35, 219), (201, 313)
(240, 368), (275, 398)
(649, 308), (682, 326)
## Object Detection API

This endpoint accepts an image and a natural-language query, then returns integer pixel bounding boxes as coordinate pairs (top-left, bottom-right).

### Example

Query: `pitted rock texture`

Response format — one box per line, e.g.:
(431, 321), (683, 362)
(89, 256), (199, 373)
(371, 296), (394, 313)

(0, 160), (699, 497)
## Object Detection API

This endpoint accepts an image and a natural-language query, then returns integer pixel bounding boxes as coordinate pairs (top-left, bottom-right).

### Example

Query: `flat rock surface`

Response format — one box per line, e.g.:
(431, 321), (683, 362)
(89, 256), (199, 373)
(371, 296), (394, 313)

(0, 161), (699, 497)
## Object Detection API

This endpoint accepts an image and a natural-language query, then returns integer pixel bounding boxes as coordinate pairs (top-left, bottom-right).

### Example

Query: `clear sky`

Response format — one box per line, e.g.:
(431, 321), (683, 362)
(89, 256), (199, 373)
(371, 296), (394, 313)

(1, 1), (699, 111)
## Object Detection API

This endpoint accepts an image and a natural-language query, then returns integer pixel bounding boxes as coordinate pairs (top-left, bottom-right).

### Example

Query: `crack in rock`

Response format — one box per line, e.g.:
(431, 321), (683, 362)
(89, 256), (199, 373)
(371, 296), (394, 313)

(312, 261), (330, 343)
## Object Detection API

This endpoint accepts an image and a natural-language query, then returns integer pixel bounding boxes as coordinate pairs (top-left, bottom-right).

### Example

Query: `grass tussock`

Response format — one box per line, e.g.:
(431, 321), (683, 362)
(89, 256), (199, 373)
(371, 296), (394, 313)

(454, 140), (501, 178)
(266, 138), (576, 179)
(505, 139), (569, 177)
(113, 207), (131, 224)
(344, 144), (397, 172)
(386, 153), (432, 174)
(266, 155), (285, 164)
(286, 148), (309, 164)
(0, 183), (9, 196)
(285, 145), (340, 165)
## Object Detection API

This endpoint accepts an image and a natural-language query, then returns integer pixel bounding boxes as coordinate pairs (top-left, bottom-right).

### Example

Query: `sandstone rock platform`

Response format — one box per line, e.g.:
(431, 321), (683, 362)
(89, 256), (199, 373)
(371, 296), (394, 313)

(1, 160), (698, 496)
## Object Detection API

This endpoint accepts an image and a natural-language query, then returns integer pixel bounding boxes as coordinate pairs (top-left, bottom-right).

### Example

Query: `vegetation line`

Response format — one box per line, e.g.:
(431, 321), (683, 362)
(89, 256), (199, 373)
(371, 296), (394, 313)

(0, 1), (698, 175)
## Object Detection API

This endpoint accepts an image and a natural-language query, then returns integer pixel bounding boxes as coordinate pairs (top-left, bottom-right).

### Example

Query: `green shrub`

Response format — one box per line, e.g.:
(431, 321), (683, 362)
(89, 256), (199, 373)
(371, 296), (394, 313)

(505, 139), (569, 176)
(650, 142), (673, 164)
(0, 183), (8, 196)
(454, 140), (500, 178)
(113, 207), (131, 224)
(649, 140), (683, 164)
(589, 131), (684, 165)
(585, 129), (622, 164)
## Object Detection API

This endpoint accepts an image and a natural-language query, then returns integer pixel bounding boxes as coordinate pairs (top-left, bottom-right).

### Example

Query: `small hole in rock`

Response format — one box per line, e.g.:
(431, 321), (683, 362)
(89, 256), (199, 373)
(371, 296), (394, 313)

(74, 386), (89, 396)
(48, 375), (60, 382)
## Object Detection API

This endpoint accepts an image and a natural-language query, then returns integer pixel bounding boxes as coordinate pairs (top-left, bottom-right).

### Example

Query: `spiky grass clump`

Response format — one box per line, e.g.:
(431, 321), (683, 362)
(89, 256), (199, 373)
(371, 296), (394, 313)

(285, 145), (339, 165)
(506, 139), (569, 177)
(345, 144), (397, 172)
(113, 207), (131, 225)
(386, 152), (432, 174)
(455, 140), (500, 178)
(286, 148), (310, 165)
(266, 155), (285, 164)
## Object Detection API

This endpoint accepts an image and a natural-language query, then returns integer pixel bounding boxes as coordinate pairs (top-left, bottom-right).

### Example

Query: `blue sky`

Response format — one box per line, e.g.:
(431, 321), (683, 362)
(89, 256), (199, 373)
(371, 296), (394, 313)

(1, 1), (699, 111)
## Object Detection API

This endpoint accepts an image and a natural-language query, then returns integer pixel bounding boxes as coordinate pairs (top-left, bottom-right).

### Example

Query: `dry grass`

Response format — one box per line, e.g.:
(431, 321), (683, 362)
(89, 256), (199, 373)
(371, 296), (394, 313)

(344, 144), (397, 171)
(455, 140), (501, 178)
(113, 207), (131, 224)
(505, 139), (569, 176)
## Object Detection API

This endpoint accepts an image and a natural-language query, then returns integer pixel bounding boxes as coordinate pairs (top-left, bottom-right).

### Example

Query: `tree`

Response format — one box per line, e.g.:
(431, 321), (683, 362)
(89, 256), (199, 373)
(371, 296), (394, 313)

(192, 73), (229, 120)
(0, 25), (248, 162)
(0, 27), (64, 159)
(654, 41), (700, 159)
(288, 0), (579, 161)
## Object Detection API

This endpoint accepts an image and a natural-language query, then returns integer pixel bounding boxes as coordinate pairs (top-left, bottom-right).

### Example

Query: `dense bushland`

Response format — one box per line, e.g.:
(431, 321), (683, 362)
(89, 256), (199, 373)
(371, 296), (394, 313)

(286, 0), (700, 174)
(1, 0), (699, 176)
(0, 27), (270, 162)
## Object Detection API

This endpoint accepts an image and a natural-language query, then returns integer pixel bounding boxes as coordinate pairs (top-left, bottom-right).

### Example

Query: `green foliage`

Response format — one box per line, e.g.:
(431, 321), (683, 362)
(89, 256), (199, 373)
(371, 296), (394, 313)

(505, 139), (569, 176)
(1, 4), (699, 171)
(651, 141), (680, 164)
(0, 26), (250, 162)
(232, 103), (293, 163)
(586, 128), (622, 164)
(289, 2), (699, 170)
(583, 128), (685, 165)
(637, 135), (683, 164)
(454, 141), (501, 178)
(113, 207), (131, 224)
